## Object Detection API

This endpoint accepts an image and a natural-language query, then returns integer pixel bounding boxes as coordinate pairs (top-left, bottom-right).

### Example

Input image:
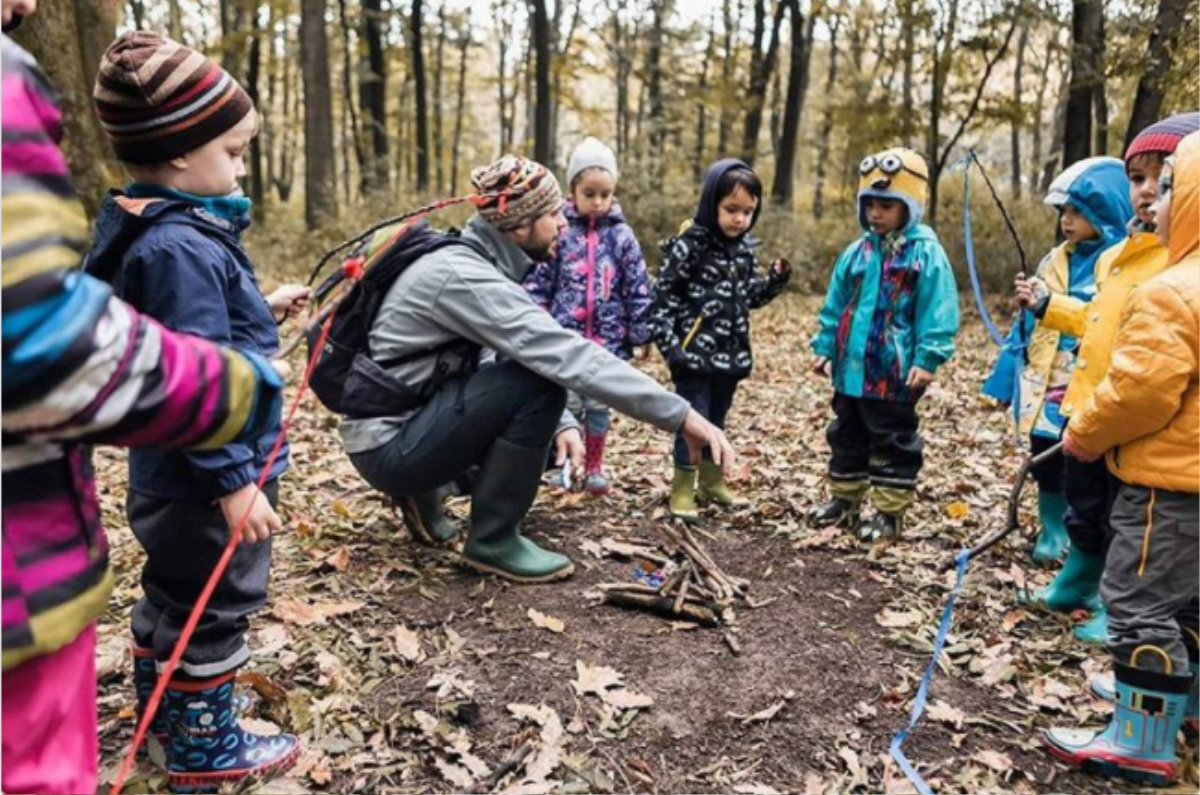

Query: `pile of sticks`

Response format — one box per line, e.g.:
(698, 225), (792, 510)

(596, 523), (749, 627)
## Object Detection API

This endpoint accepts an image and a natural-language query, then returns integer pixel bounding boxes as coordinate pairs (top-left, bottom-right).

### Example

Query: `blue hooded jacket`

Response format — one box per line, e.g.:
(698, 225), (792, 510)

(86, 188), (288, 501)
(812, 193), (960, 402)
(981, 158), (1131, 406)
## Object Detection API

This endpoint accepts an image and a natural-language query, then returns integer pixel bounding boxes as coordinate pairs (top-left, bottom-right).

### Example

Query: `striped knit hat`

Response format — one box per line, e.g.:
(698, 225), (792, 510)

(94, 32), (253, 165)
(470, 155), (563, 231)
(1125, 112), (1200, 164)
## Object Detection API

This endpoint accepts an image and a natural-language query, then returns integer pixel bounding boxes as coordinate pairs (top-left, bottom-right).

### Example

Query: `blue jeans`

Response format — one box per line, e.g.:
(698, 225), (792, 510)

(672, 373), (739, 466)
(567, 391), (611, 436)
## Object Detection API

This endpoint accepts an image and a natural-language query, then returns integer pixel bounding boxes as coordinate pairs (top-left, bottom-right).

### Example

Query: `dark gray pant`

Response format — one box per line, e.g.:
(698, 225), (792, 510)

(1102, 484), (1199, 672)
(350, 360), (567, 500)
(129, 481), (278, 678)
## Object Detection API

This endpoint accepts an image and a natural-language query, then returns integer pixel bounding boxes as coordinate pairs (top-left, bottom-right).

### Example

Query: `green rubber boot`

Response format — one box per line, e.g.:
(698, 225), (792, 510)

(399, 484), (460, 545)
(670, 466), (699, 522)
(1032, 490), (1070, 564)
(1074, 604), (1109, 645)
(697, 460), (745, 507)
(461, 438), (575, 583)
(1019, 545), (1104, 613)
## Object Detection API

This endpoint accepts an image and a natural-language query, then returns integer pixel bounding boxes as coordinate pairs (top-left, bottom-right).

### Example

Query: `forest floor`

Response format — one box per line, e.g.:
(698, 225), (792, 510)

(92, 291), (1199, 794)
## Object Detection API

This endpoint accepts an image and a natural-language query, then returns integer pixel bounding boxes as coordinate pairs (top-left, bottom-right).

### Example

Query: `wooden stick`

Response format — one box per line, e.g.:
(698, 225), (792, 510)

(274, 283), (353, 359)
(672, 578), (690, 614)
(601, 590), (720, 627)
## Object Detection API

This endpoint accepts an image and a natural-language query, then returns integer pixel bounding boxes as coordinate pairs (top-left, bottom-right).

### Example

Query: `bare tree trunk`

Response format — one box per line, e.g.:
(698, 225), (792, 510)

(1092, 9), (1108, 156)
(742, 0), (785, 165)
(1064, 0), (1103, 167)
(360, 0), (389, 196)
(14, 0), (121, 217)
(901, 0), (915, 145)
(277, 11), (299, 203)
(301, 0), (337, 228)
(696, 12), (717, 180)
(531, 0), (554, 166)
(926, 0), (961, 223)
(450, 9), (471, 191)
(1011, 16), (1030, 198)
(411, 0), (431, 191)
(771, 0), (808, 206)
(496, 0), (512, 152)
(220, 0), (250, 82)
(337, 0), (366, 199)
(433, 3), (448, 193)
(247, 3), (265, 221)
(645, 0), (670, 188)
(717, 0), (740, 155)
(812, 7), (842, 219)
(1125, 0), (1188, 147)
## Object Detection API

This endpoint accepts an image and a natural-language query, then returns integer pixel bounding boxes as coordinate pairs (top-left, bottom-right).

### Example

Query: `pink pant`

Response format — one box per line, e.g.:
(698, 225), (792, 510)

(2, 623), (97, 794)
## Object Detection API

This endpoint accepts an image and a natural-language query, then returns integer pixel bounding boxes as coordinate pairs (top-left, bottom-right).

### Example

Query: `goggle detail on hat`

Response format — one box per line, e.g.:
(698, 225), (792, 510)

(859, 151), (927, 182)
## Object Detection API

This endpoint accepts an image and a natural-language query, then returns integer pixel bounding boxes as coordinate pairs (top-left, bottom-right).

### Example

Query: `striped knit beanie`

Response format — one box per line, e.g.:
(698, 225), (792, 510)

(1125, 112), (1200, 163)
(470, 155), (563, 231)
(94, 32), (253, 165)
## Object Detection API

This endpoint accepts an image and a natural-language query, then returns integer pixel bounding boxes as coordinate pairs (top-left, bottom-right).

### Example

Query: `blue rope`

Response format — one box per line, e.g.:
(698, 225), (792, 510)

(957, 153), (1007, 348)
(889, 549), (972, 794)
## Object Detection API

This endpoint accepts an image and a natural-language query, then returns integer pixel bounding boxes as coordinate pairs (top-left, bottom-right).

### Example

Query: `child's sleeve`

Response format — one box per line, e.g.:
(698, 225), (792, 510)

(745, 254), (790, 309)
(650, 236), (692, 356)
(1068, 279), (1195, 455)
(0, 42), (282, 454)
(1041, 293), (1089, 338)
(523, 258), (558, 312)
(912, 244), (960, 373)
(131, 240), (266, 495)
(811, 245), (855, 359)
(617, 227), (655, 346)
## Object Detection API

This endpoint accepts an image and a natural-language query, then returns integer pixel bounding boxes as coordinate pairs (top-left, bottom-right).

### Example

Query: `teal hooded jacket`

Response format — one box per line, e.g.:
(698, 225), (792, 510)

(812, 219), (960, 402)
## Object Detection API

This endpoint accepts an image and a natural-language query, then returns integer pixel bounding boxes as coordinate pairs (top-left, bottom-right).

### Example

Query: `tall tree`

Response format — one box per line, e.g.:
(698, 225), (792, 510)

(336, 0), (366, 199)
(450, 9), (472, 190)
(220, 0), (251, 82)
(246, 2), (265, 219)
(360, 0), (389, 196)
(14, 0), (121, 217)
(900, 0), (916, 145)
(695, 11), (718, 180)
(1063, 0), (1103, 167)
(771, 0), (811, 205)
(741, 0), (785, 165)
(433, 4), (448, 193)
(1125, 0), (1189, 147)
(1011, 15), (1030, 198)
(644, 0), (670, 187)
(530, 0), (554, 166)
(1092, 8), (1108, 155)
(411, 0), (431, 191)
(812, 7), (844, 219)
(301, 0), (337, 228)
(716, 0), (742, 156)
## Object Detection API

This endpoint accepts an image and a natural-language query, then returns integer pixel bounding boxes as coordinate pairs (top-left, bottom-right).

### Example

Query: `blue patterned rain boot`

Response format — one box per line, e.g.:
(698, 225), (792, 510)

(1074, 604), (1109, 645)
(1032, 490), (1070, 564)
(1019, 545), (1104, 613)
(164, 671), (300, 793)
(133, 646), (169, 752)
(1046, 648), (1192, 785)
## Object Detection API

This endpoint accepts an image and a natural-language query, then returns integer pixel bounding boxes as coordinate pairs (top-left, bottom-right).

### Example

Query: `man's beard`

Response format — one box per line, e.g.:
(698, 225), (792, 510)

(520, 237), (557, 263)
(3, 14), (24, 32)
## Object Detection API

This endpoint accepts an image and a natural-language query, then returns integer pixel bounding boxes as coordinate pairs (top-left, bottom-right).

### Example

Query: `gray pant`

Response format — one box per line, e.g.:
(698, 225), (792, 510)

(1102, 484), (1199, 672)
(129, 481), (278, 678)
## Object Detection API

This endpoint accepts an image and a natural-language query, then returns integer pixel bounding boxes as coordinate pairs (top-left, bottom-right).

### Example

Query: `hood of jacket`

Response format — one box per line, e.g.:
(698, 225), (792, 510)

(86, 188), (248, 284)
(693, 158), (762, 242)
(564, 200), (628, 227)
(1168, 132), (1200, 265)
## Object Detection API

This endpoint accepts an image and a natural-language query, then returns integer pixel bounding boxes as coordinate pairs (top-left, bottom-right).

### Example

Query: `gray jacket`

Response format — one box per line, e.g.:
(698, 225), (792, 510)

(340, 216), (691, 454)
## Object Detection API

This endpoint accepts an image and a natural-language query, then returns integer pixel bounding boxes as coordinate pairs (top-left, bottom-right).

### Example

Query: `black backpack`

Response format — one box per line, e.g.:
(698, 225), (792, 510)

(306, 220), (489, 418)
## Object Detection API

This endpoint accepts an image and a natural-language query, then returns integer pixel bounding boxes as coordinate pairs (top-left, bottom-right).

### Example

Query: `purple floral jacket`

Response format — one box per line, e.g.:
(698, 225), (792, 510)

(524, 201), (653, 360)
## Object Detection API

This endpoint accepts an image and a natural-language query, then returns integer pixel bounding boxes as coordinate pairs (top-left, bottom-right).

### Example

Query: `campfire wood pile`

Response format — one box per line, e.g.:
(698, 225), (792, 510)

(594, 523), (750, 628)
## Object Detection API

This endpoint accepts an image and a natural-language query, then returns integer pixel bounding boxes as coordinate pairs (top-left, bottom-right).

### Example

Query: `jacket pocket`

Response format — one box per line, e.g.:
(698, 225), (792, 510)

(342, 353), (429, 420)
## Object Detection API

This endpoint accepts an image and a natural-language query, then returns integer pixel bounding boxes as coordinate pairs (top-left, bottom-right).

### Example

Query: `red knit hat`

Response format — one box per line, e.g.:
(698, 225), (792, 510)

(1124, 112), (1200, 163)
(93, 32), (254, 165)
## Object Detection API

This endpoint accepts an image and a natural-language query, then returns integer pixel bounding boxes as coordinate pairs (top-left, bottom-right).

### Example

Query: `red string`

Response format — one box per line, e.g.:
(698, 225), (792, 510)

(109, 315), (336, 794)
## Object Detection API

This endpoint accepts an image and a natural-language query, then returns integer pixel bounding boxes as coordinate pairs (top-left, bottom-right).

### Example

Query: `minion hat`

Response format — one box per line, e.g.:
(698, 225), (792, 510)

(857, 147), (929, 232)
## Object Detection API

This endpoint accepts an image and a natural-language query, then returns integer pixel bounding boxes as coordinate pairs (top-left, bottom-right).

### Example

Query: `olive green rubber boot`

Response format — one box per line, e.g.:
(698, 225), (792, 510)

(697, 460), (746, 506)
(670, 466), (699, 522)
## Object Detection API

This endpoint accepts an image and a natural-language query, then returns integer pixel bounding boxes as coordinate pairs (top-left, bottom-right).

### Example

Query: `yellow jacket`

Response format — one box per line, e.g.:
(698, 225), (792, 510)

(1013, 245), (1069, 435)
(1070, 132), (1200, 493)
(1041, 233), (1170, 417)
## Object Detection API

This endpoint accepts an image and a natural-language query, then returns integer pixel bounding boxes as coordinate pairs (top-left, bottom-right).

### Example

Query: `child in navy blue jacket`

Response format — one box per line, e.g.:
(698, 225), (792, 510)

(88, 32), (308, 790)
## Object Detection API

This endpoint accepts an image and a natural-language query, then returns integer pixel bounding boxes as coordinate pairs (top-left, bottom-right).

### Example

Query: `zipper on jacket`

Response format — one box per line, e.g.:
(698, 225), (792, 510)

(585, 216), (598, 342)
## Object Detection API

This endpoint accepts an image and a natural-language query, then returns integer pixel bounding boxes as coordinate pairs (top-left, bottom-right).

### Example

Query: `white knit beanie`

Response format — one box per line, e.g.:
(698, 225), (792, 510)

(566, 136), (619, 187)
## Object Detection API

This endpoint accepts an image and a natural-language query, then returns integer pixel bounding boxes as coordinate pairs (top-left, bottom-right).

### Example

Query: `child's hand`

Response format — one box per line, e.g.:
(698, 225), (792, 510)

(811, 356), (831, 377)
(905, 366), (935, 390)
(219, 483), (282, 544)
(271, 358), (293, 381)
(268, 284), (312, 323)
(633, 346), (649, 361)
(770, 258), (792, 278)
(1013, 273), (1047, 309)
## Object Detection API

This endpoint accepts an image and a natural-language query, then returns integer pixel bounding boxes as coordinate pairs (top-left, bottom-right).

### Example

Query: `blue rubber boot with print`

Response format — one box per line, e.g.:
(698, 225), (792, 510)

(1045, 647), (1191, 785)
(1092, 629), (1200, 740)
(132, 646), (169, 753)
(164, 670), (300, 793)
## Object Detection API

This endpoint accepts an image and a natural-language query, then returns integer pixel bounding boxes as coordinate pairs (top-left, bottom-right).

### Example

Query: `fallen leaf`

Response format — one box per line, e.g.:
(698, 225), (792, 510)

(733, 785), (781, 795)
(272, 597), (364, 627)
(528, 608), (566, 634)
(946, 501), (971, 519)
(572, 661), (624, 697)
(876, 608), (923, 628)
(322, 546), (351, 571)
(728, 700), (785, 724)
(391, 625), (423, 663)
(603, 688), (654, 710)
(927, 699), (966, 729)
(974, 749), (1013, 773)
